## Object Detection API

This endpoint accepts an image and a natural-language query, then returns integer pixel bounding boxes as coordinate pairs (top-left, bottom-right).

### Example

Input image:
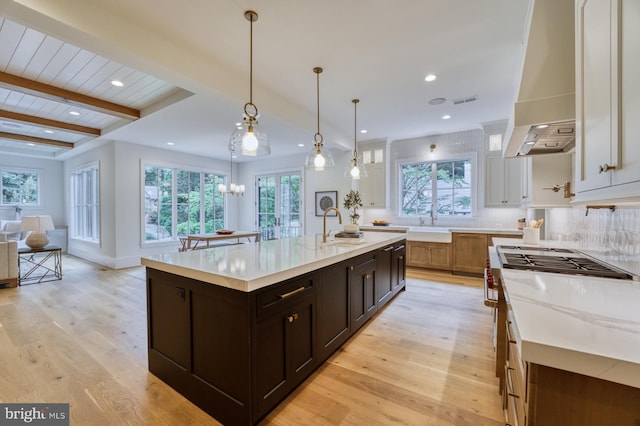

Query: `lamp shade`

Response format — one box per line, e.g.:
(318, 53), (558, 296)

(21, 215), (55, 232)
(21, 215), (55, 249)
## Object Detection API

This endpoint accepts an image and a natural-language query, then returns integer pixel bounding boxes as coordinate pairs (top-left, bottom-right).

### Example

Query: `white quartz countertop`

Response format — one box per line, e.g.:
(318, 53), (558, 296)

(360, 225), (522, 235)
(141, 232), (406, 292)
(491, 238), (640, 388)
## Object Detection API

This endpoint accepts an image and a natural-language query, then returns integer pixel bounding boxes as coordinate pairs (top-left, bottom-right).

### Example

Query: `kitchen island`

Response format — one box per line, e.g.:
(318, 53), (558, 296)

(141, 233), (406, 425)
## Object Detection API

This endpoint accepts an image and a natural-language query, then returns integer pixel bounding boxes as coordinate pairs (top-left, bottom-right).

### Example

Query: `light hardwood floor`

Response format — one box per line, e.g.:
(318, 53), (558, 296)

(0, 257), (503, 425)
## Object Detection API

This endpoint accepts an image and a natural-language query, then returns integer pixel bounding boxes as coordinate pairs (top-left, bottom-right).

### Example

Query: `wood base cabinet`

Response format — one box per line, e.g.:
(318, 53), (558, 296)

(406, 241), (452, 270)
(452, 233), (488, 275)
(146, 239), (406, 425)
(502, 301), (640, 426)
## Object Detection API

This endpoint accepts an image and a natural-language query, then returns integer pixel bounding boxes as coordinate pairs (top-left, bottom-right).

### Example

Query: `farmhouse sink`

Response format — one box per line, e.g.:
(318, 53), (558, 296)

(406, 226), (452, 243)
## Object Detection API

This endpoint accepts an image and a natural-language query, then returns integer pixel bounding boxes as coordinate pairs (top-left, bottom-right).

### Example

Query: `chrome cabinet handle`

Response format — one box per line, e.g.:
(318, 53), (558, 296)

(287, 313), (299, 323)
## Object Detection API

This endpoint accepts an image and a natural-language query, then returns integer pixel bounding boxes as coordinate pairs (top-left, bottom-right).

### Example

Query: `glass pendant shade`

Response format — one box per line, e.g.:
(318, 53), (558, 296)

(305, 143), (335, 171)
(230, 10), (270, 157)
(344, 153), (367, 179)
(304, 66), (334, 171)
(230, 119), (270, 156)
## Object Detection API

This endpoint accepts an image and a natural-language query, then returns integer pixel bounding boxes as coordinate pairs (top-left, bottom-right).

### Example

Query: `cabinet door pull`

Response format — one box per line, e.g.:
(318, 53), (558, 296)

(287, 313), (299, 323)
(279, 286), (306, 299)
(599, 163), (616, 173)
(384, 246), (394, 252)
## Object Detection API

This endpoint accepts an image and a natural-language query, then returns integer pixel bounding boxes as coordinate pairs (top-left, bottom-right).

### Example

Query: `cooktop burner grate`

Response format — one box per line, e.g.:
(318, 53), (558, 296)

(501, 252), (634, 280)
(497, 245), (574, 253)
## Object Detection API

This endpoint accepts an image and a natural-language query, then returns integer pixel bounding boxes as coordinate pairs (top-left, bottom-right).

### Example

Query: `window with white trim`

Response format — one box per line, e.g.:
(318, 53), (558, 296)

(400, 158), (472, 216)
(1, 169), (40, 206)
(70, 163), (100, 241)
(144, 165), (225, 241)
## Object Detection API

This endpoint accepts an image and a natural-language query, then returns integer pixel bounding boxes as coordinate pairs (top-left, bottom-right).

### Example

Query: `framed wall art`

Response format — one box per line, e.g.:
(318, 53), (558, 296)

(315, 191), (338, 216)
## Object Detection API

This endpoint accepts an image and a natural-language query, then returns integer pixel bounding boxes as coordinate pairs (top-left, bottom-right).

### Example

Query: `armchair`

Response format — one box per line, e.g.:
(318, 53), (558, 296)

(0, 240), (19, 288)
(0, 220), (30, 248)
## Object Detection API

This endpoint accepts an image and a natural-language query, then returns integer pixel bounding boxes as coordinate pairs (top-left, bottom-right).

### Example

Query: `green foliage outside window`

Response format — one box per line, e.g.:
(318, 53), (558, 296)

(401, 159), (471, 216)
(144, 166), (225, 241)
(1, 170), (39, 205)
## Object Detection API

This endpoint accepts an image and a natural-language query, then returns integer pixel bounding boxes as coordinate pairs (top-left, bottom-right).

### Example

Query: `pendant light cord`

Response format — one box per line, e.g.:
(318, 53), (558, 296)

(313, 67), (323, 145)
(352, 99), (359, 160)
(316, 70), (320, 138)
(249, 15), (253, 106)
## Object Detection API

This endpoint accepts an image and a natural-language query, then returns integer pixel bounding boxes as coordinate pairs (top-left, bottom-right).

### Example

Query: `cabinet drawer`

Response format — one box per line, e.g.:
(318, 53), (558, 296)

(505, 365), (525, 426)
(256, 273), (316, 318)
(507, 322), (525, 396)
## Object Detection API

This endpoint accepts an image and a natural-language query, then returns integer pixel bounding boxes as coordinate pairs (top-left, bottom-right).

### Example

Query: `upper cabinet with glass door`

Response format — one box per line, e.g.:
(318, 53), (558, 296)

(575, 0), (640, 202)
(357, 139), (387, 207)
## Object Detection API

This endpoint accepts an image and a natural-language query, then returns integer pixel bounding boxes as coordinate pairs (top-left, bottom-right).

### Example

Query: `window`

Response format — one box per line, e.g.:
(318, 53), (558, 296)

(400, 158), (472, 216)
(1, 169), (40, 206)
(144, 165), (225, 242)
(70, 163), (100, 241)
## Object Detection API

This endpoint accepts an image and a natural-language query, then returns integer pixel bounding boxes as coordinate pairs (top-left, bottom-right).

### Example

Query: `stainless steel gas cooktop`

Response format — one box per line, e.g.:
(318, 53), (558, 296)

(495, 245), (637, 280)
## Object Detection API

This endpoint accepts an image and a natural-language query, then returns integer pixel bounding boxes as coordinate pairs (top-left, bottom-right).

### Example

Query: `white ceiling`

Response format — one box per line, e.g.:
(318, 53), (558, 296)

(0, 0), (531, 162)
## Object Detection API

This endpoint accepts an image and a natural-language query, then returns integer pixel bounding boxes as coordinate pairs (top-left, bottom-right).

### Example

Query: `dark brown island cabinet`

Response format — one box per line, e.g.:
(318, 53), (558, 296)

(146, 240), (406, 425)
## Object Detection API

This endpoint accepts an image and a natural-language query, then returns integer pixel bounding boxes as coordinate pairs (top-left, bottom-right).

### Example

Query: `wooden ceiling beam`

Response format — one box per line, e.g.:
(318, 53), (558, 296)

(0, 109), (101, 136)
(0, 71), (140, 120)
(0, 131), (74, 148)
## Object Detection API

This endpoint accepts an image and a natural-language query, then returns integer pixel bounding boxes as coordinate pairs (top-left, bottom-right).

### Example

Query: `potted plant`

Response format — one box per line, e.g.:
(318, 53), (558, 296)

(343, 190), (363, 233)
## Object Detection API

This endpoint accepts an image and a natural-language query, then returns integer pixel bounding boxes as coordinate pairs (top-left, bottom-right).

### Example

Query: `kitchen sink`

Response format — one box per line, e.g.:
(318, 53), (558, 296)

(406, 227), (452, 243)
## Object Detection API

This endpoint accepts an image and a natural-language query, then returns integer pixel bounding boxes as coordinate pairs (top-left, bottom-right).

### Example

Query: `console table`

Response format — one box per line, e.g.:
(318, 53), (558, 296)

(18, 245), (62, 285)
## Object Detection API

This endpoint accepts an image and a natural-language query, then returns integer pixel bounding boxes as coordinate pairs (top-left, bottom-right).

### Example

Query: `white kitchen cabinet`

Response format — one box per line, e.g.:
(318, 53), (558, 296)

(575, 0), (640, 202)
(357, 140), (387, 208)
(485, 155), (522, 207)
(521, 154), (573, 207)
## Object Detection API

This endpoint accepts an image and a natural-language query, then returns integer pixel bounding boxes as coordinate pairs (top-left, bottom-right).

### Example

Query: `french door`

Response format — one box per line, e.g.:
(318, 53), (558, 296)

(256, 171), (302, 240)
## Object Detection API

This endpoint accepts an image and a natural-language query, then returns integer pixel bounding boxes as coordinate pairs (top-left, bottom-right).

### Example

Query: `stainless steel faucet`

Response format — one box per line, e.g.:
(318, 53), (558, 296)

(430, 210), (437, 226)
(323, 207), (343, 243)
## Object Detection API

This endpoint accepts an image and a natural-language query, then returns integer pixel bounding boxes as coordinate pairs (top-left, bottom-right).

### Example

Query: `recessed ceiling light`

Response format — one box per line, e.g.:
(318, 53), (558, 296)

(360, 129), (367, 134)
(525, 141), (536, 145)
(111, 80), (124, 87)
(27, 143), (35, 146)
(442, 114), (451, 120)
(425, 74), (437, 82)
(69, 111), (80, 116)
(297, 143), (305, 147)
(167, 142), (175, 146)
(536, 124), (549, 129)
(428, 97), (446, 106)
(44, 129), (54, 134)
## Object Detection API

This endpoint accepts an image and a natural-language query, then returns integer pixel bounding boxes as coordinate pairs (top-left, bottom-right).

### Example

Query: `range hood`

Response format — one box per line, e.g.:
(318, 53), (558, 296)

(503, 0), (575, 157)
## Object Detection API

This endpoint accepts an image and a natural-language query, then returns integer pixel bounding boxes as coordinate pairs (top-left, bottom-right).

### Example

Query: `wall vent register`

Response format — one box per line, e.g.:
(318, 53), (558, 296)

(496, 245), (637, 281)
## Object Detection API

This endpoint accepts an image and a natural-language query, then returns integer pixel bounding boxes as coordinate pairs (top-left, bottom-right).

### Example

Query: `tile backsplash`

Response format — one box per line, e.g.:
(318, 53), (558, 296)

(548, 206), (640, 256)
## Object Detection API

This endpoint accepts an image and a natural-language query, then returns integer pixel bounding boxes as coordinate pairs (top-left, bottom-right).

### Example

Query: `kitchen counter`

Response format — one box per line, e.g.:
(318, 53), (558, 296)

(491, 238), (640, 389)
(360, 225), (522, 234)
(141, 232), (406, 292)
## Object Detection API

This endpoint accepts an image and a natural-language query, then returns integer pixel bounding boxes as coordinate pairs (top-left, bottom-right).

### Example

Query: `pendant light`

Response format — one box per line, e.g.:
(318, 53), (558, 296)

(229, 10), (270, 157)
(218, 148), (245, 196)
(346, 99), (367, 179)
(304, 67), (334, 171)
